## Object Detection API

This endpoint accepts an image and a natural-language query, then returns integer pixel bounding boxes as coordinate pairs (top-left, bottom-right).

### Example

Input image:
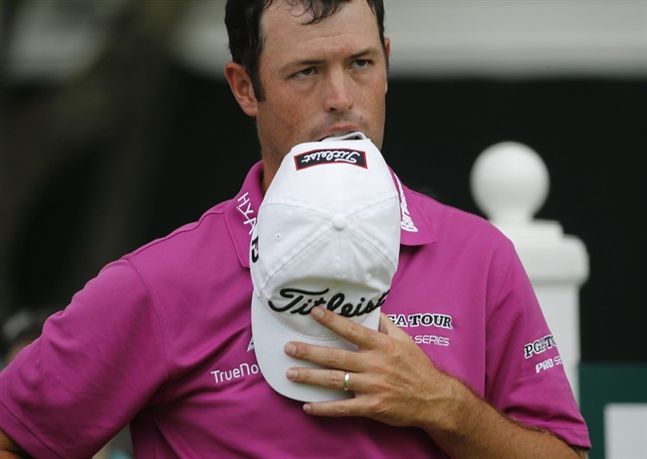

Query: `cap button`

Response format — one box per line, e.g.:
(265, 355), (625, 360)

(332, 215), (347, 230)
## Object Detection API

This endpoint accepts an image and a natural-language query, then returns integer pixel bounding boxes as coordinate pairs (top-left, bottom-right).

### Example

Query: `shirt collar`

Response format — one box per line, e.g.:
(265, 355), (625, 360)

(224, 161), (436, 268)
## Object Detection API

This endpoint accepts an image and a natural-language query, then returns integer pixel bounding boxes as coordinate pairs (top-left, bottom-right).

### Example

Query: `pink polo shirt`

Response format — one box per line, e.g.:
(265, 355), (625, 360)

(0, 162), (590, 458)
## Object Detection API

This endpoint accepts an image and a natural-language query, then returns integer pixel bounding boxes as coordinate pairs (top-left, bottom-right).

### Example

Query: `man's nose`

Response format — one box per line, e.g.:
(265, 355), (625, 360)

(323, 69), (353, 113)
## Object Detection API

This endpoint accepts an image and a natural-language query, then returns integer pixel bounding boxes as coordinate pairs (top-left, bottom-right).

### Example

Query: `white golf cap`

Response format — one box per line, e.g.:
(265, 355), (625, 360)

(250, 132), (401, 402)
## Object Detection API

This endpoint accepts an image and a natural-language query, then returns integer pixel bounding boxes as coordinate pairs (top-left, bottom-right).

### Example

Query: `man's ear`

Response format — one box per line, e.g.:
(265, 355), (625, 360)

(224, 62), (258, 117)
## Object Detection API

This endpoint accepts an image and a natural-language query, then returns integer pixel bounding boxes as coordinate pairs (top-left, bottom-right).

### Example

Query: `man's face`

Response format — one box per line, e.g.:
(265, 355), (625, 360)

(254, 0), (390, 178)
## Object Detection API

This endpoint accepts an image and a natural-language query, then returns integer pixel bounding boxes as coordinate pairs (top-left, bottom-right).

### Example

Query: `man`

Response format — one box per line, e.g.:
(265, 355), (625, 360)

(0, 0), (590, 457)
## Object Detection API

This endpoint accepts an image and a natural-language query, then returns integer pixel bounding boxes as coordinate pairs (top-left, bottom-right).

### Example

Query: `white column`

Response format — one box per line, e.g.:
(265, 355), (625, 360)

(470, 141), (589, 396)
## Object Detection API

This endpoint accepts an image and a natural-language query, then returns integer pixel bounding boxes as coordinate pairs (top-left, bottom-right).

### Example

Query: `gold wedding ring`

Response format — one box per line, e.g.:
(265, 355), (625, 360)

(343, 371), (351, 391)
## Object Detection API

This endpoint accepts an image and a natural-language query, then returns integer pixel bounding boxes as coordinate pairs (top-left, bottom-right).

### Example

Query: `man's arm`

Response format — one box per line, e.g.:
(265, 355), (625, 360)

(0, 429), (25, 458)
(426, 386), (587, 458)
(285, 307), (586, 458)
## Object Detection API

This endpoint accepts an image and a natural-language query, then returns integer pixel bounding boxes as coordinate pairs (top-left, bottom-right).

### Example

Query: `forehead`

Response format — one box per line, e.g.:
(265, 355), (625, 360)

(260, 0), (381, 60)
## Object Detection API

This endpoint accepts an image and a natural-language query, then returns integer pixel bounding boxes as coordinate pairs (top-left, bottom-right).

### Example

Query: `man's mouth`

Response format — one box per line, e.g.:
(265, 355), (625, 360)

(318, 130), (364, 141)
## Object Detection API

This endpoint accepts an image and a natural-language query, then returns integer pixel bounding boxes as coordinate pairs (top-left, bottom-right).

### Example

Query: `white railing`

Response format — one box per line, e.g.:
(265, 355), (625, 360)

(470, 141), (589, 396)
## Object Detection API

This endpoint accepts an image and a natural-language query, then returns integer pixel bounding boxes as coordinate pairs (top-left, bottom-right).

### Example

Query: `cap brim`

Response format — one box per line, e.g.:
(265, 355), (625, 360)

(251, 290), (380, 402)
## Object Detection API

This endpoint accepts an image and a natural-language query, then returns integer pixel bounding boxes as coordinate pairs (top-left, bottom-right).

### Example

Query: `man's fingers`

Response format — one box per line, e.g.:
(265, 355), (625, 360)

(310, 306), (388, 349)
(287, 367), (370, 393)
(378, 313), (412, 340)
(303, 397), (369, 418)
(284, 341), (364, 372)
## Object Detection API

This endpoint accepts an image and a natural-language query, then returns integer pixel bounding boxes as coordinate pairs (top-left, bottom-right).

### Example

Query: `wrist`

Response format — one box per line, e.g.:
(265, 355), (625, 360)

(420, 374), (480, 438)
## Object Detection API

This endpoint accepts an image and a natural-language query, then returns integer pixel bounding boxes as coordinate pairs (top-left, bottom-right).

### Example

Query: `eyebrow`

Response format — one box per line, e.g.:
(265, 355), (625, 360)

(284, 47), (381, 71)
(348, 47), (380, 60)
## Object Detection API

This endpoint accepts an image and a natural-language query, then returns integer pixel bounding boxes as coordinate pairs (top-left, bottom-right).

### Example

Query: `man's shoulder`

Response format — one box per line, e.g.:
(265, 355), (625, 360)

(406, 186), (511, 249)
(123, 200), (237, 275)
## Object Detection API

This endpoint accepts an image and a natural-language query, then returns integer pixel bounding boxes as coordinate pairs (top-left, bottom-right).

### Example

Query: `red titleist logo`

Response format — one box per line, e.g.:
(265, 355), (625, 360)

(294, 148), (368, 170)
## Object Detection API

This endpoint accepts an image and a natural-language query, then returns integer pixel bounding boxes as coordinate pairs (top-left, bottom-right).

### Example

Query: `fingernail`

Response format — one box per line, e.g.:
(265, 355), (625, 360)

(311, 306), (324, 319)
(286, 369), (297, 381)
(284, 343), (296, 355)
(303, 403), (312, 413)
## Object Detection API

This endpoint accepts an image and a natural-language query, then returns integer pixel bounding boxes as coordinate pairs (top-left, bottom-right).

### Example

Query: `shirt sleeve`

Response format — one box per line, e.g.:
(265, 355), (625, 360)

(484, 242), (591, 450)
(0, 258), (169, 459)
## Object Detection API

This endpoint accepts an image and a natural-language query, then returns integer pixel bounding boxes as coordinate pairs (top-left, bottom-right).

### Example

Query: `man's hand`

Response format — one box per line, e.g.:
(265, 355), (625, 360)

(0, 429), (25, 458)
(284, 306), (586, 459)
(284, 306), (459, 431)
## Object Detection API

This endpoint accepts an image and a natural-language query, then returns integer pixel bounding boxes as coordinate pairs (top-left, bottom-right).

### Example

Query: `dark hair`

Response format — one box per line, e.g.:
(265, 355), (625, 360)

(225, 0), (386, 101)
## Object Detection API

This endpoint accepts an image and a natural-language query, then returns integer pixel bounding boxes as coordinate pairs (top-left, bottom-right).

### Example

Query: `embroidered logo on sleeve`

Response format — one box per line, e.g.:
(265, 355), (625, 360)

(534, 355), (563, 374)
(524, 334), (563, 374)
(523, 334), (556, 359)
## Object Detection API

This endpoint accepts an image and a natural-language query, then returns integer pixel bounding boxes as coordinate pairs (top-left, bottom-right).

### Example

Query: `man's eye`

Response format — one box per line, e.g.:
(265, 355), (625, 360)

(352, 59), (371, 69)
(293, 67), (316, 78)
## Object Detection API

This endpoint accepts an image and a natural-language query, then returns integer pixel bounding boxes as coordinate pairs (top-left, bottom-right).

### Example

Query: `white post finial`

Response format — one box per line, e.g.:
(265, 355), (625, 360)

(470, 141), (589, 397)
(471, 141), (549, 226)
